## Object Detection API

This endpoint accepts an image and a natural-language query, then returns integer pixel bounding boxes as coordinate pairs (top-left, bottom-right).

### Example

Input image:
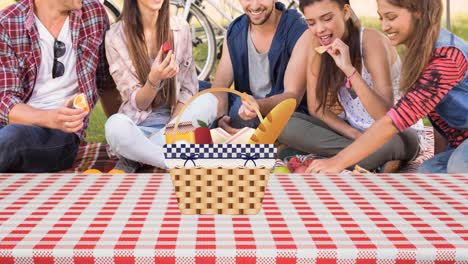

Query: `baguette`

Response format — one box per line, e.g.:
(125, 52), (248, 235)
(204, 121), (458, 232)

(248, 98), (296, 144)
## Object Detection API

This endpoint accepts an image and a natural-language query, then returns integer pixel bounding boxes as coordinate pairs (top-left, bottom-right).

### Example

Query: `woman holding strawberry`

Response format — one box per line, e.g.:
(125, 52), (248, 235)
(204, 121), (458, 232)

(103, 0), (218, 172)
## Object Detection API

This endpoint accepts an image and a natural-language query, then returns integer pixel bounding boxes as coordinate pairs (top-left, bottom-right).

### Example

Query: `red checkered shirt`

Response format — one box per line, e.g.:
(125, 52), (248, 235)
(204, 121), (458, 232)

(0, 0), (111, 138)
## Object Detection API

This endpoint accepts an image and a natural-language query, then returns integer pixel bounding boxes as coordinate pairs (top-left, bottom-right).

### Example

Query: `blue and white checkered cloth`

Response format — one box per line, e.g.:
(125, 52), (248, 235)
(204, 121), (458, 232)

(164, 144), (276, 168)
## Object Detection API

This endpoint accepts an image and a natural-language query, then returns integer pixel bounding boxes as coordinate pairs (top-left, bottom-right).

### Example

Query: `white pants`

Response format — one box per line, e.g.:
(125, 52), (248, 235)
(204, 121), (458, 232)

(105, 93), (218, 169)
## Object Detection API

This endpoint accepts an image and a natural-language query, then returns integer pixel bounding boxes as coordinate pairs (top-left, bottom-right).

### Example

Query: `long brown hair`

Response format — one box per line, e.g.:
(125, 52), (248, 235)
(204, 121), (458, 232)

(385, 0), (442, 93)
(121, 0), (176, 108)
(300, 0), (362, 113)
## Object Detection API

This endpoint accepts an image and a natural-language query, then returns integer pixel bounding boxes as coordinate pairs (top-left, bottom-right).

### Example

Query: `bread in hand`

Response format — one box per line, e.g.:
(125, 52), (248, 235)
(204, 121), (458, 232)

(315, 46), (328, 54)
(248, 98), (296, 144)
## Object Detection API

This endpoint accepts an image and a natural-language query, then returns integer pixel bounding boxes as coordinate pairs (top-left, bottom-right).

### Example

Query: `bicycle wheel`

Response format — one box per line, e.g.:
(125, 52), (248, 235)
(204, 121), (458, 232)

(103, 0), (121, 24)
(170, 0), (216, 81)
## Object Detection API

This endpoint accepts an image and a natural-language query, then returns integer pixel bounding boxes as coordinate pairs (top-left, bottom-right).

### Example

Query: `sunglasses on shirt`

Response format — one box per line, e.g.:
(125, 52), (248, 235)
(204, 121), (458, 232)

(52, 40), (66, 79)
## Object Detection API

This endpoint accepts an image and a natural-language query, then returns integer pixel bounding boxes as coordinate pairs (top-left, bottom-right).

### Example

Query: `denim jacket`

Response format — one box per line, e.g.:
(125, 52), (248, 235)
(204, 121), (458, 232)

(433, 28), (468, 130)
(226, 2), (308, 114)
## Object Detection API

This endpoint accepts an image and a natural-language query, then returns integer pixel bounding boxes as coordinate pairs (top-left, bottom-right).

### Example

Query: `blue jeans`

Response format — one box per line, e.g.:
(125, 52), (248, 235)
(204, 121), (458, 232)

(418, 139), (468, 173)
(0, 124), (80, 173)
(198, 80), (212, 91)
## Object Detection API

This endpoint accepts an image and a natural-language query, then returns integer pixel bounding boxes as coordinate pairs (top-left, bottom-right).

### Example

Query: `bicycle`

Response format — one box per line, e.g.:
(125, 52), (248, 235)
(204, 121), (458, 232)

(102, 0), (121, 24)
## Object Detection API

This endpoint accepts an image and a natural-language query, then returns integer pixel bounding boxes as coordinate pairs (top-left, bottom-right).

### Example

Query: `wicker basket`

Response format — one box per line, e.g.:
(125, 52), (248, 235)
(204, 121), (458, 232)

(170, 167), (270, 214)
(165, 88), (274, 215)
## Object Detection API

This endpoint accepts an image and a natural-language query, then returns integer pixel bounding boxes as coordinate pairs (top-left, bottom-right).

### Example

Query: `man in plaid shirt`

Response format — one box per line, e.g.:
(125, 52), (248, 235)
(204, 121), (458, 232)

(0, 0), (113, 172)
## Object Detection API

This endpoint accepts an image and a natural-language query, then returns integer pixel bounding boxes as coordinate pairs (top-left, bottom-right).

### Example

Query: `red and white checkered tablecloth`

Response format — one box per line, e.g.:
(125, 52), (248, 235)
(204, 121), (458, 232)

(0, 173), (467, 264)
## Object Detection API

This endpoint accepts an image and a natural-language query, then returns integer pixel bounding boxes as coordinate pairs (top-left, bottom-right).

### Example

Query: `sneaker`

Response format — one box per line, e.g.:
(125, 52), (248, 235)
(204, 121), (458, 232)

(113, 156), (141, 173)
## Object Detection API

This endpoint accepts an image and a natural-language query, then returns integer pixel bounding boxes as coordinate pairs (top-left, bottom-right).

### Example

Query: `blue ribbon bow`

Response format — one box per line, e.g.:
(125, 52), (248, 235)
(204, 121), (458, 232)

(180, 153), (200, 167)
(238, 153), (260, 167)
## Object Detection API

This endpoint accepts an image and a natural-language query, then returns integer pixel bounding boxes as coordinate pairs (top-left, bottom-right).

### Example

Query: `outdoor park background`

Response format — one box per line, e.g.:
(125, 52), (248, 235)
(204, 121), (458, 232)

(1, 0), (467, 143)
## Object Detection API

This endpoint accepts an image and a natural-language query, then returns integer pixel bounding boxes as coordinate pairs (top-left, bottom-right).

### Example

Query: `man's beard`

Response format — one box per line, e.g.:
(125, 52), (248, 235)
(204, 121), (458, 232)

(247, 7), (274, 26)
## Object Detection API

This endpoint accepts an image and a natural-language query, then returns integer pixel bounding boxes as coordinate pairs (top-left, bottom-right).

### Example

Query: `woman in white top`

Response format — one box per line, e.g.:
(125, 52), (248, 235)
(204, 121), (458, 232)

(278, 0), (419, 172)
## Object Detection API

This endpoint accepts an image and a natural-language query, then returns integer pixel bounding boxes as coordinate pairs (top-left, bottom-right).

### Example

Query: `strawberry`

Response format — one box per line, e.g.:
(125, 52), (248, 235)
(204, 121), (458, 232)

(194, 120), (213, 144)
(162, 41), (172, 54)
(287, 156), (302, 171)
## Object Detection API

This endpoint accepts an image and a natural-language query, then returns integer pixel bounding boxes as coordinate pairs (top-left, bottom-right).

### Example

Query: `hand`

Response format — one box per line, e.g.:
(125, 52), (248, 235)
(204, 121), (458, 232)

(327, 39), (354, 76)
(305, 157), (345, 173)
(148, 47), (179, 84)
(48, 96), (88, 133)
(218, 115), (241, 134)
(238, 94), (259, 121)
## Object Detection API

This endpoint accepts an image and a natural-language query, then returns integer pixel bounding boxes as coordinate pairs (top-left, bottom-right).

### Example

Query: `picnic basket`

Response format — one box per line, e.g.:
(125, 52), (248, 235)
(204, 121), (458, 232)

(164, 88), (277, 215)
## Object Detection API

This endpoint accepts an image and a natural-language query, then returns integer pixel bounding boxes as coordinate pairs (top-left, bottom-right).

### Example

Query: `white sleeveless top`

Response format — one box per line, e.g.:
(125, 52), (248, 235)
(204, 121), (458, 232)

(337, 28), (401, 132)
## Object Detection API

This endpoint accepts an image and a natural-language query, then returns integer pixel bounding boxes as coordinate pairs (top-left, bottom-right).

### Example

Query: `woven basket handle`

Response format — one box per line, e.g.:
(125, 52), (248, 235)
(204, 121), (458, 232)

(173, 87), (263, 133)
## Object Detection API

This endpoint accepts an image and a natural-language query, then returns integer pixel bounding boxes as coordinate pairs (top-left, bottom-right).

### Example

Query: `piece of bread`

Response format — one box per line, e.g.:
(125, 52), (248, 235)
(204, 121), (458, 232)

(210, 127), (231, 144)
(248, 98), (296, 144)
(315, 46), (328, 54)
(225, 127), (255, 144)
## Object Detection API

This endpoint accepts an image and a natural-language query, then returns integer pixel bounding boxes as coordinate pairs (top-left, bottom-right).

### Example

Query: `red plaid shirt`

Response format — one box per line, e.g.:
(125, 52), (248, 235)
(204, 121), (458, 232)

(0, 0), (111, 138)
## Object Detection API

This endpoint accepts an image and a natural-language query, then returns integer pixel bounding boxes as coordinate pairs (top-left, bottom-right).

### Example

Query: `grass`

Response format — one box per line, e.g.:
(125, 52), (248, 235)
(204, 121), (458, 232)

(451, 16), (468, 40)
(86, 102), (107, 143)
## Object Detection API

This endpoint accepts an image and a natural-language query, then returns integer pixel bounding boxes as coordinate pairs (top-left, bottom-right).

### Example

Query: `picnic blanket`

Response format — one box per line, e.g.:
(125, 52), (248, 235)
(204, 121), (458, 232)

(62, 143), (167, 173)
(65, 129), (434, 173)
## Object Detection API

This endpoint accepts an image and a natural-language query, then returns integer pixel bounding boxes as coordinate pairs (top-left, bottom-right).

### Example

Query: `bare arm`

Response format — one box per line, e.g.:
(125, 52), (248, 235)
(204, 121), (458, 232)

(350, 29), (395, 118)
(334, 116), (398, 166)
(137, 49), (178, 110)
(255, 31), (310, 116)
(9, 99), (88, 133)
(212, 36), (234, 118)
(307, 115), (399, 173)
(9, 104), (48, 126)
(307, 39), (362, 140)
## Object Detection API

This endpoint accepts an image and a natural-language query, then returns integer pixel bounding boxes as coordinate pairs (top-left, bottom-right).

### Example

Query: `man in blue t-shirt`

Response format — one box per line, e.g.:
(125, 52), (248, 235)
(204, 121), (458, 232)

(211, 1), (310, 133)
